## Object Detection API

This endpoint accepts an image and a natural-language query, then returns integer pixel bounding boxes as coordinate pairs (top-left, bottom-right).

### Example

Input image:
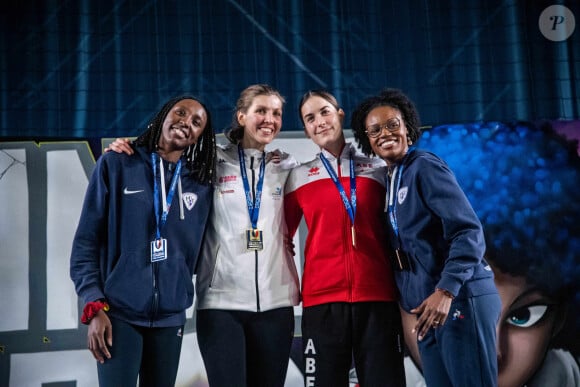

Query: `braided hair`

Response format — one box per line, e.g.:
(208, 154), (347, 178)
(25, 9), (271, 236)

(225, 84), (285, 144)
(134, 95), (216, 185)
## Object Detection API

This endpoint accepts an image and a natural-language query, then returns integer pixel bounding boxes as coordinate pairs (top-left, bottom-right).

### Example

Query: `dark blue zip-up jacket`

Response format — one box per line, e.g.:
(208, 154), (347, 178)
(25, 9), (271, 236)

(387, 149), (497, 312)
(70, 146), (212, 327)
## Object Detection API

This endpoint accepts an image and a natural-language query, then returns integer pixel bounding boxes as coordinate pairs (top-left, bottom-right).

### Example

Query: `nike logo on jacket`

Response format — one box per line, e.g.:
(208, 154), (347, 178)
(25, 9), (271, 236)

(123, 187), (144, 194)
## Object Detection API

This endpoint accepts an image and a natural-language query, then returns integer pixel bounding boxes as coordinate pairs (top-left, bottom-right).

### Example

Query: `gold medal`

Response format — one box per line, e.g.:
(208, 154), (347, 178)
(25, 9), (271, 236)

(394, 249), (411, 271)
(246, 229), (264, 251)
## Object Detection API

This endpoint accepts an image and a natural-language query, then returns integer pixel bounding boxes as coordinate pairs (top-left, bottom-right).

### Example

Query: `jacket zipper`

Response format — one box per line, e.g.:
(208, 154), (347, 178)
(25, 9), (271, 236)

(150, 160), (166, 326)
(250, 156), (261, 312)
(151, 256), (160, 327)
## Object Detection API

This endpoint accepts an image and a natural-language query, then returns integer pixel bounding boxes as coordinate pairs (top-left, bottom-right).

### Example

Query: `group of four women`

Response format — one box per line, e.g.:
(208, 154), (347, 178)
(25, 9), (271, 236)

(70, 84), (499, 386)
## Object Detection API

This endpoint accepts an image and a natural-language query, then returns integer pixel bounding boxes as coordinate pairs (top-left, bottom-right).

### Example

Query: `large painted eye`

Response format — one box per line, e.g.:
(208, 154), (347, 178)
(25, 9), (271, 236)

(506, 305), (549, 328)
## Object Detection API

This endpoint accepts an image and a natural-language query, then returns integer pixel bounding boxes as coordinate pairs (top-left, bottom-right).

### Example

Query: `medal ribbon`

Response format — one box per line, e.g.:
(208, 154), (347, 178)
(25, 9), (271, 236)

(238, 144), (265, 230)
(152, 153), (182, 240)
(386, 147), (415, 238)
(319, 151), (356, 225)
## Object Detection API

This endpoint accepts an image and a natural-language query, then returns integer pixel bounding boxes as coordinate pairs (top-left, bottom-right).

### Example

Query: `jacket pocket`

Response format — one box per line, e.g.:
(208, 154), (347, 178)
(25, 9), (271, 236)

(157, 255), (194, 314)
(104, 252), (152, 316)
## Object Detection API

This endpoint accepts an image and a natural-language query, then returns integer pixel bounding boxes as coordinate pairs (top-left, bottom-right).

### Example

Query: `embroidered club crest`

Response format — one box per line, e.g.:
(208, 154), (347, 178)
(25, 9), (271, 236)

(397, 187), (408, 204)
(182, 192), (198, 210)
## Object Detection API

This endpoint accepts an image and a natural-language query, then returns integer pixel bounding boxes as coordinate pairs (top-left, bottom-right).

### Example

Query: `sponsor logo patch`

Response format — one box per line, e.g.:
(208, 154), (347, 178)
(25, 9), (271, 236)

(308, 167), (320, 177)
(218, 175), (237, 184)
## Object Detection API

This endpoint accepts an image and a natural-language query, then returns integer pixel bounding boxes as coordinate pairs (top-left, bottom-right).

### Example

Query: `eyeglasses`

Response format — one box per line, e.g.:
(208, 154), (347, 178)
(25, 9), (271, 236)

(365, 117), (401, 138)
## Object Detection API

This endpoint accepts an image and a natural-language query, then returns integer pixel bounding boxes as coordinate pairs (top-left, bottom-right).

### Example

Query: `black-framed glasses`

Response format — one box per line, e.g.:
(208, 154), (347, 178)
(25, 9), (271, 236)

(365, 117), (401, 138)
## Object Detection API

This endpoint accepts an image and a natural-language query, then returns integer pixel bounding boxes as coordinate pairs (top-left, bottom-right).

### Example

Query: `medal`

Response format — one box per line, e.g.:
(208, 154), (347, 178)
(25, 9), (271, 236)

(394, 248), (404, 270)
(320, 151), (357, 248)
(150, 153), (182, 262)
(238, 145), (266, 251)
(151, 238), (168, 262)
(246, 229), (264, 251)
(386, 149), (416, 271)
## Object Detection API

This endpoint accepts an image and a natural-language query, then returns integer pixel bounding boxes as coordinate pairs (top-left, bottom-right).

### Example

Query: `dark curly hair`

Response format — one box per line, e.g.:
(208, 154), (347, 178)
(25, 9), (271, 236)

(134, 95), (216, 185)
(419, 121), (580, 304)
(351, 88), (421, 157)
(225, 84), (285, 144)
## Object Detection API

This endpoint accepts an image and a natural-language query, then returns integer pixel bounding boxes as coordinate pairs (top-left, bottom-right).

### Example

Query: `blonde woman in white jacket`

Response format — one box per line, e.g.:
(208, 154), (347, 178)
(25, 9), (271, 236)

(195, 84), (300, 387)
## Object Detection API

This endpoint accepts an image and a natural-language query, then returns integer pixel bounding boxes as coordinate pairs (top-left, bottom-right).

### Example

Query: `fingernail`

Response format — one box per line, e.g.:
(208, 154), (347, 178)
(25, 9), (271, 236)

(418, 335), (423, 341)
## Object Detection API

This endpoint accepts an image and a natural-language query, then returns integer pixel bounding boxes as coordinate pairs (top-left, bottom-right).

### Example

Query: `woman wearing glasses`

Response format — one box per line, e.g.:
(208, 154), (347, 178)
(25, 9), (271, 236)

(350, 88), (500, 387)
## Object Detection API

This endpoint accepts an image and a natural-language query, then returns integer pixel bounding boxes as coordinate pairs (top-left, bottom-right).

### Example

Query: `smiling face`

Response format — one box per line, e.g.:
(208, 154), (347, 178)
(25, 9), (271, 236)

(494, 269), (561, 387)
(300, 95), (345, 154)
(365, 105), (409, 165)
(237, 94), (283, 151)
(157, 99), (207, 160)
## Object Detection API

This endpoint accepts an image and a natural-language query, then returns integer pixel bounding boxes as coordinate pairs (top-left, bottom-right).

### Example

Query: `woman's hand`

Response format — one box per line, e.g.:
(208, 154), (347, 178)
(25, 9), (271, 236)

(104, 138), (134, 155)
(284, 234), (295, 256)
(87, 309), (113, 363)
(410, 289), (453, 341)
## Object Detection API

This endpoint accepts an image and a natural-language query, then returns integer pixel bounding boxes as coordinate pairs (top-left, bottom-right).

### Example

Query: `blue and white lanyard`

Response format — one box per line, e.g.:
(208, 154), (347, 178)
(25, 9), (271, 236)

(319, 151), (357, 226)
(238, 144), (265, 230)
(386, 148), (415, 239)
(152, 153), (182, 240)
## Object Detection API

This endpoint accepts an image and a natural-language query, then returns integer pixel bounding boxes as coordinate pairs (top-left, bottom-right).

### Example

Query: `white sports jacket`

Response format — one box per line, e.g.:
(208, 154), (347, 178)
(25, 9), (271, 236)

(195, 144), (301, 312)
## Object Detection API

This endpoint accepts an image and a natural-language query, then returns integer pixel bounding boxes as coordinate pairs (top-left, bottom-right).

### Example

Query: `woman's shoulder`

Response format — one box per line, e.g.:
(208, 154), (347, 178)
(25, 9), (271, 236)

(353, 152), (386, 168)
(216, 142), (233, 153)
(215, 143), (238, 162)
(98, 146), (147, 168)
(408, 149), (446, 167)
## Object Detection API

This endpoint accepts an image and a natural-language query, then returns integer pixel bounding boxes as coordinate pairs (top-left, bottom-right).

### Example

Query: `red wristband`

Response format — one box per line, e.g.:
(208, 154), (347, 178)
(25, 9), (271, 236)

(81, 300), (110, 325)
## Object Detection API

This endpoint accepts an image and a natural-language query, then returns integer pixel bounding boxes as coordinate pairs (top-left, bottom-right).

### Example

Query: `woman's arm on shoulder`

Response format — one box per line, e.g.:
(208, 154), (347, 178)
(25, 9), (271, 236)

(104, 138), (134, 155)
(267, 148), (300, 170)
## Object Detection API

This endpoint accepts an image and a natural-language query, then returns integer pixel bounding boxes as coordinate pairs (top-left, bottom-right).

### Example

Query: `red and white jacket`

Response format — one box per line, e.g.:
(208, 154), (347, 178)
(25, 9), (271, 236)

(284, 142), (398, 307)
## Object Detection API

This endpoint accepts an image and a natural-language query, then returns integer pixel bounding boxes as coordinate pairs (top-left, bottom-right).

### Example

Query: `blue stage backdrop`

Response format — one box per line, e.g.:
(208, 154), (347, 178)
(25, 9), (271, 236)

(1, 0), (579, 139)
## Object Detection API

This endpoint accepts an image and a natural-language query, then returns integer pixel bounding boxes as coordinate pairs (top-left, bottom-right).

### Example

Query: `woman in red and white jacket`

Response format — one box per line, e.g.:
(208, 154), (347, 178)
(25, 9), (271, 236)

(284, 90), (405, 386)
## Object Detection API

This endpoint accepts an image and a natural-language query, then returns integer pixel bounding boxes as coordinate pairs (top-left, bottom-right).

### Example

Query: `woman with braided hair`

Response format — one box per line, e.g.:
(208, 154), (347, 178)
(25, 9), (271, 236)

(132, 96), (216, 184)
(70, 95), (216, 386)
(107, 85), (301, 386)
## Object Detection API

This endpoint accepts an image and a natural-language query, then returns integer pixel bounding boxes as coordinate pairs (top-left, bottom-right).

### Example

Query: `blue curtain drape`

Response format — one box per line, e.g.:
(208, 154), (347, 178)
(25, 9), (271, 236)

(1, 0), (578, 138)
